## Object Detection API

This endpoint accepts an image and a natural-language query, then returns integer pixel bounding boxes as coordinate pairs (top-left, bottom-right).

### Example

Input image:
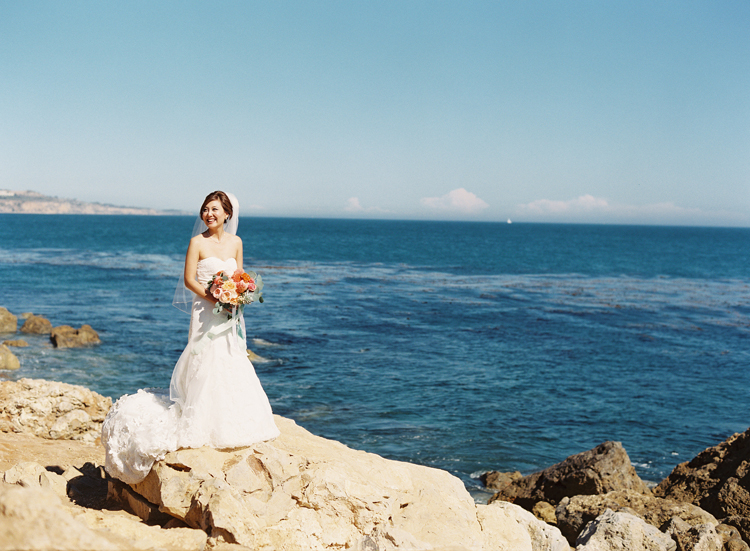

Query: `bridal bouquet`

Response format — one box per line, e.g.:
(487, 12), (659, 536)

(206, 269), (264, 316)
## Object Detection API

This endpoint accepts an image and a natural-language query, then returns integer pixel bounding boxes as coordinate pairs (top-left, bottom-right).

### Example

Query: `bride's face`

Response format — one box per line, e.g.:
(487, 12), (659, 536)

(202, 200), (227, 229)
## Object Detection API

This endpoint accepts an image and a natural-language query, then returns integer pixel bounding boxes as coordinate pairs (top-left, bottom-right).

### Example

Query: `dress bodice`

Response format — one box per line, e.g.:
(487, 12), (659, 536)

(196, 257), (238, 286)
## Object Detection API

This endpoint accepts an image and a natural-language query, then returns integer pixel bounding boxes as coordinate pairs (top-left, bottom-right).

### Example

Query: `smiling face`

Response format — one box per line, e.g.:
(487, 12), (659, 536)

(199, 191), (234, 229)
(202, 200), (227, 228)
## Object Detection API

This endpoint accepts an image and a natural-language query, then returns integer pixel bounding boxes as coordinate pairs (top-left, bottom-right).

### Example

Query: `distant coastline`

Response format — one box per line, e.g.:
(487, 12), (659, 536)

(0, 190), (187, 215)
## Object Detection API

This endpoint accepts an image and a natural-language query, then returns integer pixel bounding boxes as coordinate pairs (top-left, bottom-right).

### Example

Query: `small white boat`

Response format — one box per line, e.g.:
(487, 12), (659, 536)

(507, 218), (512, 224)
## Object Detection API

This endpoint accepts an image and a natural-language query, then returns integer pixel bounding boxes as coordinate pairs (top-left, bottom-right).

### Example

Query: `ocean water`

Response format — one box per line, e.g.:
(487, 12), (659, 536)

(1, 214), (749, 500)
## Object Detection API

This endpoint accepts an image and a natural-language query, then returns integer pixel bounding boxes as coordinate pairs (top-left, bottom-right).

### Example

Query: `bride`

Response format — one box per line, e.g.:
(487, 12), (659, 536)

(102, 191), (279, 484)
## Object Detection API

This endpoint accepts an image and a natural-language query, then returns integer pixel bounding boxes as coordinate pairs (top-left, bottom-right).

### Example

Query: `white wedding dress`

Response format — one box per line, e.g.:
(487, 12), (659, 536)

(102, 257), (279, 484)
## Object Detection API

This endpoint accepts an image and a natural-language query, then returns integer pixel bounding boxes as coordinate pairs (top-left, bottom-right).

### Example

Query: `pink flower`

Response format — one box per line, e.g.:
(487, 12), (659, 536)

(213, 276), (223, 287)
(232, 269), (243, 282)
(212, 287), (222, 299)
(236, 281), (248, 293)
(246, 281), (256, 292)
(219, 290), (233, 304)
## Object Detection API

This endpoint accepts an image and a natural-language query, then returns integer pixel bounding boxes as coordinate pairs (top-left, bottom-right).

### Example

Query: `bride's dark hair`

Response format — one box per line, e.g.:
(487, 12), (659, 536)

(200, 191), (234, 222)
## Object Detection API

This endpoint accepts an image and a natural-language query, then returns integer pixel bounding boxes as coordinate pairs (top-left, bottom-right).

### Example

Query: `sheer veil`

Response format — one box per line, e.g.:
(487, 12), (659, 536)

(172, 192), (240, 314)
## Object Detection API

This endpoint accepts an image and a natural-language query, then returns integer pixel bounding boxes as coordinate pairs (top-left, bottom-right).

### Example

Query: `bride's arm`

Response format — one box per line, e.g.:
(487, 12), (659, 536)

(235, 236), (243, 271)
(183, 238), (217, 303)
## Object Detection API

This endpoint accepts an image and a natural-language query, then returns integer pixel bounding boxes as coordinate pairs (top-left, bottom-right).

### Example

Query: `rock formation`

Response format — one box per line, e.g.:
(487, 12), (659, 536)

(575, 509), (678, 551)
(2, 339), (29, 347)
(2, 376), (749, 551)
(0, 377), (576, 550)
(117, 415), (563, 550)
(50, 324), (101, 348)
(655, 427), (750, 545)
(20, 314), (52, 334)
(0, 344), (20, 370)
(0, 379), (111, 442)
(488, 441), (652, 510)
(556, 490), (721, 546)
(0, 307), (17, 333)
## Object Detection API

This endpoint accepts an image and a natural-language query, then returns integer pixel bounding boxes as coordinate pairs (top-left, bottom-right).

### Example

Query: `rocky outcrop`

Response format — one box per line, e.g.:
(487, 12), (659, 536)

(655, 428), (750, 543)
(555, 490), (720, 546)
(664, 517), (724, 551)
(0, 475), (209, 550)
(2, 339), (29, 347)
(0, 307), (17, 333)
(488, 441), (651, 510)
(0, 344), (20, 370)
(119, 415), (552, 550)
(576, 508), (678, 551)
(484, 500), (569, 551)
(481, 469), (523, 491)
(0, 379), (111, 442)
(20, 314), (52, 334)
(0, 377), (574, 551)
(50, 324), (101, 348)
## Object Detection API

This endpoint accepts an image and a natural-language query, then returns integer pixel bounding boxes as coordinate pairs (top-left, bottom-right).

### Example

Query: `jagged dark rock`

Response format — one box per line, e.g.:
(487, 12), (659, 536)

(488, 441), (651, 510)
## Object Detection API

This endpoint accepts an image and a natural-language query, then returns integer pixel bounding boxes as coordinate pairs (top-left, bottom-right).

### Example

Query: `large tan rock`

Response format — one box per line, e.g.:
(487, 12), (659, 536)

(124, 416), (554, 551)
(663, 517), (723, 551)
(476, 504), (534, 551)
(0, 307), (17, 333)
(0, 472), (208, 551)
(0, 484), (121, 550)
(20, 314), (52, 334)
(50, 324), (101, 348)
(576, 508), (677, 551)
(556, 489), (718, 545)
(0, 431), (105, 472)
(484, 501), (569, 551)
(75, 507), (209, 551)
(489, 441), (651, 510)
(0, 378), (112, 442)
(0, 345), (20, 370)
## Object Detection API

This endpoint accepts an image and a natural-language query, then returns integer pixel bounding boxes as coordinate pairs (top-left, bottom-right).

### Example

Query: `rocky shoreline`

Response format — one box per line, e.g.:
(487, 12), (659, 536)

(0, 307), (102, 371)
(0, 377), (748, 550)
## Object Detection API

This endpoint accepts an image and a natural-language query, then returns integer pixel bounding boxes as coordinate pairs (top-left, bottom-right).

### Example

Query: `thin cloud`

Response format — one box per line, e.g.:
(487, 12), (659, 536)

(345, 197), (364, 212)
(421, 188), (489, 214)
(521, 194), (609, 214)
(344, 197), (391, 214)
(516, 194), (705, 223)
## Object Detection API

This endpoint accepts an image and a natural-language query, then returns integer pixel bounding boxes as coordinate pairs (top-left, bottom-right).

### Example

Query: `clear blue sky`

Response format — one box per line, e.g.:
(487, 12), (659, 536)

(2, 1), (748, 225)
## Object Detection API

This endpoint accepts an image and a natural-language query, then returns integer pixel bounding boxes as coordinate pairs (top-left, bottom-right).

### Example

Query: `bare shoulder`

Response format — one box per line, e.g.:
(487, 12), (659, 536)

(188, 233), (205, 250)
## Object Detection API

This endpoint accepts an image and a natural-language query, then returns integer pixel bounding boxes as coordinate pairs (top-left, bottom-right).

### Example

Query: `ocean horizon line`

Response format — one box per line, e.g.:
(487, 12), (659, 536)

(2, 211), (749, 230)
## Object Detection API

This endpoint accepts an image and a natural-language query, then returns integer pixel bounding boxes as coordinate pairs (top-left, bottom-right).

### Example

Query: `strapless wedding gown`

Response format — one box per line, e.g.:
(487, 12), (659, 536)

(102, 257), (279, 484)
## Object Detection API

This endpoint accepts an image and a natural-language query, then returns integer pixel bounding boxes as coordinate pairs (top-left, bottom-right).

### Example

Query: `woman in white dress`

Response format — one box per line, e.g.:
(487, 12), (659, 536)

(102, 191), (279, 484)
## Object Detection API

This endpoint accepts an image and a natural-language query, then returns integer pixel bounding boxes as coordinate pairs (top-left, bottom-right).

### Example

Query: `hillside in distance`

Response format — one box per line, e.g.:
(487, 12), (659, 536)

(0, 190), (186, 215)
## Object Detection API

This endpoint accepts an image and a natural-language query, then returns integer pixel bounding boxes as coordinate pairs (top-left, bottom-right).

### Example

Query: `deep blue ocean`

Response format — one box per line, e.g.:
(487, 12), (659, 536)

(1, 214), (748, 501)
